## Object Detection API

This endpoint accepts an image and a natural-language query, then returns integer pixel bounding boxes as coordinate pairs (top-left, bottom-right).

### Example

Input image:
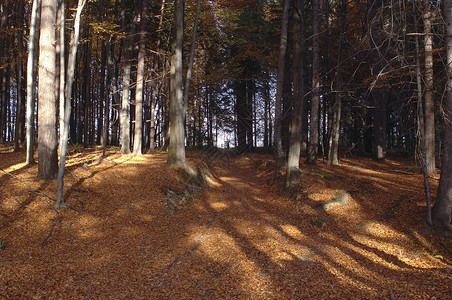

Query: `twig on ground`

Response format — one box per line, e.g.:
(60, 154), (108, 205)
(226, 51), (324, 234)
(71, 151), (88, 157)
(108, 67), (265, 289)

(41, 215), (60, 247)
(0, 168), (32, 188)
(112, 202), (140, 208)
(66, 204), (95, 217)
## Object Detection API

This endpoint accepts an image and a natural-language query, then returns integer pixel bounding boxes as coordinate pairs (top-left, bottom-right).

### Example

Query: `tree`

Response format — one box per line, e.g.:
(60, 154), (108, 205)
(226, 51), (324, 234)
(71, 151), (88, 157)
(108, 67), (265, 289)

(167, 0), (187, 167)
(286, 0), (305, 187)
(307, 0), (320, 164)
(37, 0), (58, 179)
(423, 0), (436, 174)
(274, 0), (290, 171)
(26, 0), (40, 165)
(328, 0), (347, 166)
(432, 0), (452, 233)
(133, 0), (148, 155)
(56, 0), (86, 209)
(120, 0), (132, 154)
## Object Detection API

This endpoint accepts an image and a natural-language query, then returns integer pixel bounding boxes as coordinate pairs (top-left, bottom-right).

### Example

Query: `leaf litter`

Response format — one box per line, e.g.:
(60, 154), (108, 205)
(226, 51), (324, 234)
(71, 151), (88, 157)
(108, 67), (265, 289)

(0, 144), (451, 299)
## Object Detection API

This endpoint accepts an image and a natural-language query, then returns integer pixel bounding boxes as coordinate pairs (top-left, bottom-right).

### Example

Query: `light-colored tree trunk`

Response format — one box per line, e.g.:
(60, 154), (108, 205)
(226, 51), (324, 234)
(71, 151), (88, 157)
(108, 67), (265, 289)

(307, 0), (320, 164)
(423, 0), (436, 174)
(55, 0), (86, 209)
(120, 0), (132, 154)
(57, 0), (65, 154)
(37, 0), (58, 179)
(133, 0), (148, 155)
(286, 0), (305, 187)
(432, 0), (452, 233)
(167, 0), (187, 167)
(26, 0), (40, 165)
(274, 0), (290, 171)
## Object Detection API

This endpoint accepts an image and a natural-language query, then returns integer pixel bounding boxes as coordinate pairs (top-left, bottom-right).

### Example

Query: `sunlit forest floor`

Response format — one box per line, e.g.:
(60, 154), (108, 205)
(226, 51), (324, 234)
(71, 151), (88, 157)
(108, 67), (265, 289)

(0, 144), (451, 299)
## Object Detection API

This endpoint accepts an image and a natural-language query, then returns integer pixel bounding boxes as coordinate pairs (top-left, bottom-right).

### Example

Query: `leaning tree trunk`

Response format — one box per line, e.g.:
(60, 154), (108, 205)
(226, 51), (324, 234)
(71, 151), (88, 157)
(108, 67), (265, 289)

(274, 0), (290, 171)
(167, 0), (187, 167)
(432, 0), (452, 233)
(37, 0), (58, 179)
(423, 0), (436, 174)
(55, 0), (86, 209)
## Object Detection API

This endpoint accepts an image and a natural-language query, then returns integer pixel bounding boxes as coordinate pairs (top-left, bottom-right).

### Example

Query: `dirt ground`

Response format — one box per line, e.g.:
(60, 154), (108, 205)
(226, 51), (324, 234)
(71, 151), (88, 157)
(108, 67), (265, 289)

(0, 144), (451, 299)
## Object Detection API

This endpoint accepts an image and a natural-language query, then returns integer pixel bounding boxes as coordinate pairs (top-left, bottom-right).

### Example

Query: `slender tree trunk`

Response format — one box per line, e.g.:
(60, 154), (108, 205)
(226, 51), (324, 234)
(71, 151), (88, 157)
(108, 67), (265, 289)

(167, 0), (187, 167)
(183, 0), (201, 112)
(328, 0), (346, 165)
(25, 0), (41, 165)
(133, 0), (148, 155)
(14, 0), (25, 152)
(57, 0), (65, 154)
(120, 0), (132, 154)
(307, 0), (320, 164)
(370, 0), (387, 161)
(103, 37), (114, 156)
(414, 1), (432, 226)
(55, 0), (86, 209)
(274, 0), (290, 170)
(37, 0), (58, 179)
(424, 0), (436, 174)
(432, 0), (452, 233)
(286, 0), (305, 187)
(83, 25), (91, 147)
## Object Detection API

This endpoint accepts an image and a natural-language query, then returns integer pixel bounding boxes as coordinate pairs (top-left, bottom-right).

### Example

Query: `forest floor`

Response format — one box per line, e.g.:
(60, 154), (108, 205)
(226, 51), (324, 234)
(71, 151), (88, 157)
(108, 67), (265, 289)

(0, 144), (451, 299)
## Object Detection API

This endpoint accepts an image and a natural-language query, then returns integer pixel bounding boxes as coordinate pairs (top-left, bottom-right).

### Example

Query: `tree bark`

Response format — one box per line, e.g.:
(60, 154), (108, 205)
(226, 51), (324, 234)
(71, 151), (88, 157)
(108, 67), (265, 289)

(167, 0), (187, 167)
(432, 0), (452, 233)
(26, 0), (40, 164)
(274, 0), (290, 170)
(424, 0), (436, 174)
(14, 0), (25, 152)
(55, 0), (86, 209)
(286, 0), (305, 187)
(119, 0), (132, 154)
(37, 0), (58, 180)
(414, 0), (432, 226)
(307, 0), (320, 164)
(133, 0), (148, 155)
(328, 0), (346, 166)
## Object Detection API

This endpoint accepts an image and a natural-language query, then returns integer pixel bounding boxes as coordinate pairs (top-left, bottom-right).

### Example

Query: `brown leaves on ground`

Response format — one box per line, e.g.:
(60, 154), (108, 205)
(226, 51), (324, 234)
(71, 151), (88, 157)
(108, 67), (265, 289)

(0, 144), (451, 299)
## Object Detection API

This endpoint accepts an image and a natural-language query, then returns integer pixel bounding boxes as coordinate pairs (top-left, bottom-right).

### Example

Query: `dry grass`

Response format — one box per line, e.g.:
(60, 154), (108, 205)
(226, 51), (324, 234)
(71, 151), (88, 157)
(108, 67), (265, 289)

(0, 144), (451, 299)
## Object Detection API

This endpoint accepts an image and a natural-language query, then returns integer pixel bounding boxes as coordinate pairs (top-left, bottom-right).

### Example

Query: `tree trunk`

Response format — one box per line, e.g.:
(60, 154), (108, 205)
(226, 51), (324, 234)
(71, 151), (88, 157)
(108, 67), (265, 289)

(423, 0), (436, 174)
(37, 0), (58, 179)
(57, 0), (65, 154)
(286, 0), (305, 187)
(14, 0), (25, 152)
(274, 0), (290, 170)
(414, 0), (433, 226)
(328, 0), (346, 166)
(432, 0), (452, 233)
(133, 0), (148, 155)
(120, 0), (132, 154)
(307, 0), (320, 164)
(167, 0), (187, 167)
(55, 0), (86, 209)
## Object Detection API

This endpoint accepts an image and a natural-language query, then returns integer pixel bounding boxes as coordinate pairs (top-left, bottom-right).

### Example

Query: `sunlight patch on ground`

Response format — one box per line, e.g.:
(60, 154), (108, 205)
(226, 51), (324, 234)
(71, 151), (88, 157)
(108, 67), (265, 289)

(210, 201), (228, 210)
